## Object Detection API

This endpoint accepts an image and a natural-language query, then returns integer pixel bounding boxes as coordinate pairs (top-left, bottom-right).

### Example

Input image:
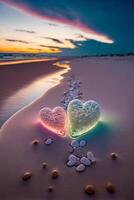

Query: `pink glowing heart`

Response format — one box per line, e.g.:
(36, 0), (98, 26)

(39, 106), (66, 137)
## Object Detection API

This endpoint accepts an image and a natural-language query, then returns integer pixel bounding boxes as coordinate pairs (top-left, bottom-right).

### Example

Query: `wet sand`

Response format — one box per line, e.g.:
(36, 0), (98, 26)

(0, 58), (56, 66)
(0, 56), (134, 200)
(0, 59), (66, 126)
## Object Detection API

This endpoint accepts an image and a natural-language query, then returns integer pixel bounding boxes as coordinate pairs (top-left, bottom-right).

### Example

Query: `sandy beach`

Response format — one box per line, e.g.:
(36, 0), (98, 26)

(0, 56), (134, 200)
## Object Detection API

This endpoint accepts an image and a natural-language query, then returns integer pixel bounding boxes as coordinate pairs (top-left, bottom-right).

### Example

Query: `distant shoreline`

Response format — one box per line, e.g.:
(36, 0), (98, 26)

(0, 52), (133, 63)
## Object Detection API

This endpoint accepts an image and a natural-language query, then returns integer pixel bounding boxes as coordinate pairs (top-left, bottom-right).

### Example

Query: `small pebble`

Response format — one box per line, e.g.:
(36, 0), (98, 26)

(51, 170), (59, 179)
(106, 182), (116, 194)
(32, 139), (39, 145)
(42, 162), (47, 168)
(111, 152), (118, 160)
(79, 140), (86, 147)
(67, 160), (76, 167)
(80, 157), (91, 166)
(71, 140), (79, 148)
(45, 138), (53, 145)
(67, 154), (78, 166)
(68, 154), (78, 162)
(48, 185), (53, 192)
(22, 171), (32, 181)
(87, 151), (96, 162)
(84, 184), (95, 195)
(76, 164), (85, 172)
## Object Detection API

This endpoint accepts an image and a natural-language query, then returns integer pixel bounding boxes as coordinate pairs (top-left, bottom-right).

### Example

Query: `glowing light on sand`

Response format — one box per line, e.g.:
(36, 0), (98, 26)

(68, 120), (100, 138)
(53, 61), (71, 69)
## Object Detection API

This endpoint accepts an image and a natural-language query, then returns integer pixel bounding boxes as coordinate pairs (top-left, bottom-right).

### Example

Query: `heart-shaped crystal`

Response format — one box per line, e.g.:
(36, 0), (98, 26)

(39, 106), (66, 137)
(67, 99), (101, 138)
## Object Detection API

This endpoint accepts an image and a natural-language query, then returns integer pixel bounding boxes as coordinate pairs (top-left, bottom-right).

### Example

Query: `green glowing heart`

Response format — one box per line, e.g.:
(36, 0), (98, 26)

(67, 99), (101, 138)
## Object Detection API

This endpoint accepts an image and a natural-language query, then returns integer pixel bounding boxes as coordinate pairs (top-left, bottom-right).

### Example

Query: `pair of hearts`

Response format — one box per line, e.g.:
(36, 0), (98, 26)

(39, 99), (101, 138)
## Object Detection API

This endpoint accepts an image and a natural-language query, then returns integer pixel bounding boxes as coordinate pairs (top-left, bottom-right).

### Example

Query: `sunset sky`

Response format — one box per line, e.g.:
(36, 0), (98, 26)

(0, 0), (133, 56)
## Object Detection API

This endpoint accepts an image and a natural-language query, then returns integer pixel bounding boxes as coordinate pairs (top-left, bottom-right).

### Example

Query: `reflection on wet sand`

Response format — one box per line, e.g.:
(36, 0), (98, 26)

(0, 60), (70, 127)
(0, 58), (56, 66)
(53, 60), (71, 68)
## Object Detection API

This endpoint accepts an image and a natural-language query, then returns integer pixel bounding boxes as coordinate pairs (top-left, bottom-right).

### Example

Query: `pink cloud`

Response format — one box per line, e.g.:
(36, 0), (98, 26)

(0, 0), (114, 44)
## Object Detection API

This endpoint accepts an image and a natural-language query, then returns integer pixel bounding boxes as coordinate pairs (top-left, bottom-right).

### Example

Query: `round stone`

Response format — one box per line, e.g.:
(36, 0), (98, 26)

(87, 151), (96, 162)
(111, 152), (118, 160)
(106, 182), (116, 193)
(45, 138), (53, 145)
(80, 157), (91, 166)
(79, 140), (86, 147)
(76, 164), (86, 172)
(32, 139), (39, 145)
(71, 140), (79, 148)
(42, 162), (47, 168)
(48, 185), (53, 192)
(68, 154), (78, 162)
(84, 184), (95, 195)
(67, 160), (76, 167)
(22, 171), (32, 181)
(51, 170), (59, 179)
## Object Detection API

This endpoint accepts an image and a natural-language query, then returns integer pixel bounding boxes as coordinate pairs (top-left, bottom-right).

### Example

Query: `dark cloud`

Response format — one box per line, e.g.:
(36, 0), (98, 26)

(66, 39), (75, 42)
(28, 48), (41, 50)
(65, 39), (77, 46)
(41, 37), (63, 44)
(5, 38), (29, 44)
(16, 29), (36, 34)
(39, 45), (48, 47)
(38, 45), (61, 53)
(75, 34), (87, 40)
(39, 38), (77, 49)
(39, 44), (58, 48)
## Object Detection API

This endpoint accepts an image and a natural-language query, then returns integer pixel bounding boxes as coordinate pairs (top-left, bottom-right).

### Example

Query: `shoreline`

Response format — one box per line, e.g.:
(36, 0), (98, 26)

(0, 59), (70, 127)
(0, 58), (57, 66)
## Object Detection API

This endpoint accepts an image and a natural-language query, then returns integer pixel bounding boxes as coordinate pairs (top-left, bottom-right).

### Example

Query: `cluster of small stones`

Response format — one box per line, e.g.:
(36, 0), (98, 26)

(60, 74), (83, 110)
(22, 137), (118, 195)
(66, 139), (96, 172)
